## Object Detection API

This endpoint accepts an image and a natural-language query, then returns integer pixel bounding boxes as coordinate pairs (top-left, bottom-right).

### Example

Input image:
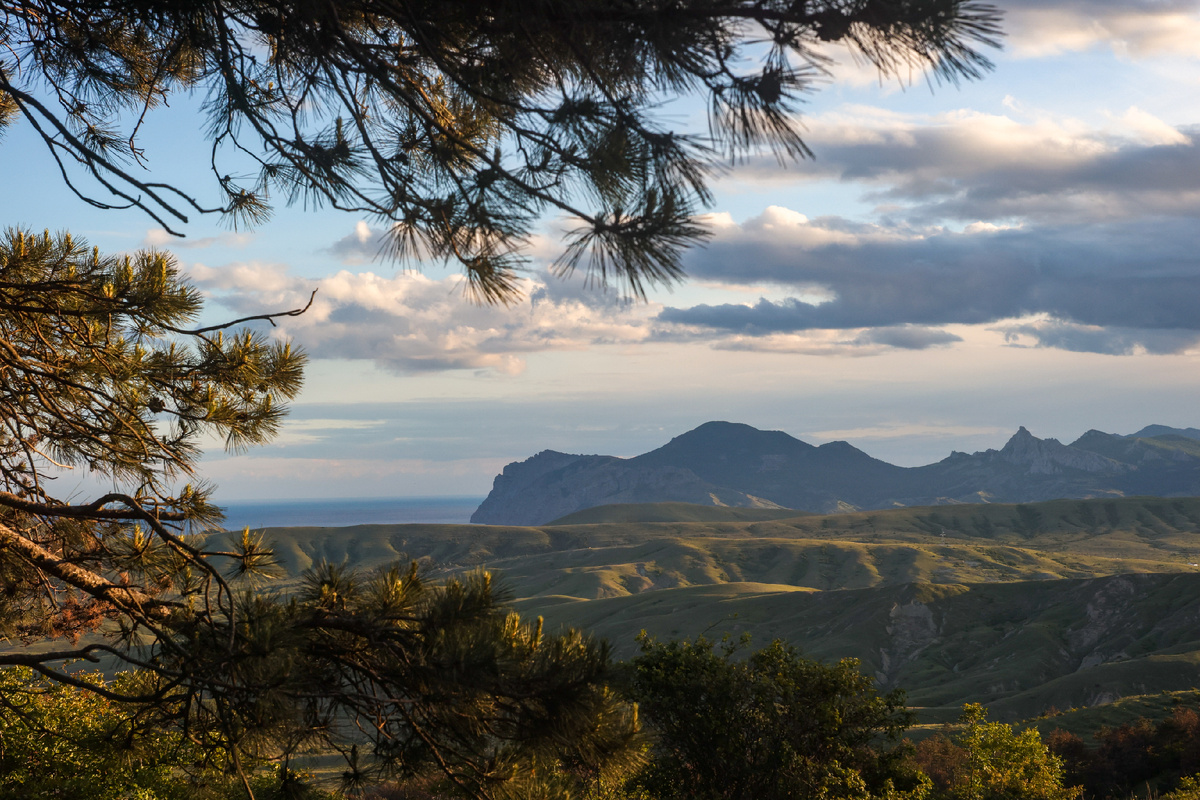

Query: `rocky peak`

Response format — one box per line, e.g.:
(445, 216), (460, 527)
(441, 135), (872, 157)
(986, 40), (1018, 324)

(470, 421), (1197, 525)
(471, 450), (620, 524)
(999, 427), (1120, 475)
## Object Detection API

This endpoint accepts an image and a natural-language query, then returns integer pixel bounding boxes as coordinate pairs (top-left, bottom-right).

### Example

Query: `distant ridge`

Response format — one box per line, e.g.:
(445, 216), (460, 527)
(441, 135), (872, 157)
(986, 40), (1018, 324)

(1127, 424), (1200, 441)
(471, 422), (1200, 525)
(545, 502), (809, 525)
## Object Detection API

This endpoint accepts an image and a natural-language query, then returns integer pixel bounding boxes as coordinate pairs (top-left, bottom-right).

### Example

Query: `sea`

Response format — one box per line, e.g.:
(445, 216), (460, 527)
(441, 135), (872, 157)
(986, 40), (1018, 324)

(217, 496), (485, 531)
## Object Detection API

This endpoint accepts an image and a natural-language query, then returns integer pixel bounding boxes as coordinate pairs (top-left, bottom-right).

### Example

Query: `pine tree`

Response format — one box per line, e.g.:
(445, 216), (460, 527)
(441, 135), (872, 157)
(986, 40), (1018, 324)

(0, 4), (1005, 793)
(0, 229), (641, 798)
(1, 0), (1001, 301)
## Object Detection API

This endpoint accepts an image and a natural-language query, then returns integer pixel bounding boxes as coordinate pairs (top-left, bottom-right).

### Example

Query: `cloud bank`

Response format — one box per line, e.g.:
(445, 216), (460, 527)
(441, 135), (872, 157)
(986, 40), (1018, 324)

(670, 208), (1200, 346)
(186, 90), (1200, 368)
(659, 102), (1200, 356)
(188, 262), (660, 375)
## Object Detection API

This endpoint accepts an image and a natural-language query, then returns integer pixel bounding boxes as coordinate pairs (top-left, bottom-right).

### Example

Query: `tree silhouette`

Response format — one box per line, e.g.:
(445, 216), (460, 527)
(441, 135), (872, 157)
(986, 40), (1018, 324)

(2, 0), (1000, 301)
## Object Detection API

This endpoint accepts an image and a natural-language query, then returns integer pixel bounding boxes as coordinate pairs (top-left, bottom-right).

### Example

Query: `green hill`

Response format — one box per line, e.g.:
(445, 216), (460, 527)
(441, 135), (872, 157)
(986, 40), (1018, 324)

(243, 497), (1200, 598)
(512, 573), (1200, 721)
(227, 495), (1200, 721)
(546, 502), (808, 525)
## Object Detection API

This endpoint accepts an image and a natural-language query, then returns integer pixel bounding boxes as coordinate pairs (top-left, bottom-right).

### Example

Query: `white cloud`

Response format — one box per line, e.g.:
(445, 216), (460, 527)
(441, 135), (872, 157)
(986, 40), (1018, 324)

(808, 423), (1012, 442)
(188, 260), (295, 294)
(189, 263), (661, 375)
(1006, 4), (1200, 60)
(963, 221), (1019, 234)
(700, 326), (959, 357)
(1110, 106), (1192, 146)
(202, 455), (507, 498)
(327, 220), (384, 264)
(270, 418), (389, 447)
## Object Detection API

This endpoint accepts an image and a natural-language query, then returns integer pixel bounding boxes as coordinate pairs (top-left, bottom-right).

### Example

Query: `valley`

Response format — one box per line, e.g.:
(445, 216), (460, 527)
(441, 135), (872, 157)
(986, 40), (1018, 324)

(242, 495), (1200, 722)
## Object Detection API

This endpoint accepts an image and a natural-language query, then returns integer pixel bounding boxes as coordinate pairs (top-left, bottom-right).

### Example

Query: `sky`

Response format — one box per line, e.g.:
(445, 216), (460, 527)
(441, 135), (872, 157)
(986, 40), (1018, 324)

(4, 0), (1200, 501)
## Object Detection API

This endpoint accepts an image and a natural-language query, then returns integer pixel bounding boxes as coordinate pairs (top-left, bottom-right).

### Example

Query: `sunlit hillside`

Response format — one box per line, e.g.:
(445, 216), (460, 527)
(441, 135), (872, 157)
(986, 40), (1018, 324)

(230, 495), (1200, 721)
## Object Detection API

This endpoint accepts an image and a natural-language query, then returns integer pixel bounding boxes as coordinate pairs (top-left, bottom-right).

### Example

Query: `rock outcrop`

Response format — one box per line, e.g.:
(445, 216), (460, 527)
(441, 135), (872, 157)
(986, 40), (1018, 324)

(998, 426), (1122, 474)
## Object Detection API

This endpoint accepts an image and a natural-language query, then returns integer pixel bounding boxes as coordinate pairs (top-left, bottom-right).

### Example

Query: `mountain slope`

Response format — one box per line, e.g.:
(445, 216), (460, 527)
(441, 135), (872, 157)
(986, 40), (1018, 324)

(251, 497), (1200, 601)
(468, 443), (786, 526)
(518, 573), (1200, 720)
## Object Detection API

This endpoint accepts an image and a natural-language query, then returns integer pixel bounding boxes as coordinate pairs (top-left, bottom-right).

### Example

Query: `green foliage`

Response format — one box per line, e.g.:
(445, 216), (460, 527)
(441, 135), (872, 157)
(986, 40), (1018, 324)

(0, 666), (180, 800)
(627, 634), (922, 800)
(1162, 775), (1200, 800)
(915, 704), (1080, 800)
(0, 666), (330, 800)
(0, 565), (642, 799)
(1, 1), (1001, 300)
(0, 230), (641, 799)
(144, 566), (644, 799)
(0, 228), (305, 641)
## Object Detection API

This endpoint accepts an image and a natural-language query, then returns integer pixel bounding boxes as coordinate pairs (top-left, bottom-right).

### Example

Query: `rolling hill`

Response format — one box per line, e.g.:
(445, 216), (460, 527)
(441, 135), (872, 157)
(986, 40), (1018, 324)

(235, 495), (1200, 720)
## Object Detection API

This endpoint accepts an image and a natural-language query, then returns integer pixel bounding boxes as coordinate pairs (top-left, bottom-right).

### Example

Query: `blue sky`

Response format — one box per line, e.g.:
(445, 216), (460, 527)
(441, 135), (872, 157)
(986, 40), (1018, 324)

(5, 1), (1200, 500)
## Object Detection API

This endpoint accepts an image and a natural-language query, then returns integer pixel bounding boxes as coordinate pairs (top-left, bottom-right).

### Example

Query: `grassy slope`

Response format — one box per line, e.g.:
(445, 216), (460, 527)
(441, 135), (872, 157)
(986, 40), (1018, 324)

(546, 503), (810, 525)
(513, 573), (1200, 720)
(249, 496), (1200, 599)
(232, 496), (1200, 721)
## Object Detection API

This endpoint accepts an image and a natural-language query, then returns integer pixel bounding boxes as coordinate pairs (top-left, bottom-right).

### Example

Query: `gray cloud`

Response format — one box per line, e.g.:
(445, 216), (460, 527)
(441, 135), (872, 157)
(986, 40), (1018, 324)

(737, 115), (1199, 226)
(669, 210), (1200, 337)
(198, 94), (1200, 367)
(854, 326), (963, 350)
(326, 221), (390, 264)
(874, 136), (1200, 226)
(998, 319), (1200, 355)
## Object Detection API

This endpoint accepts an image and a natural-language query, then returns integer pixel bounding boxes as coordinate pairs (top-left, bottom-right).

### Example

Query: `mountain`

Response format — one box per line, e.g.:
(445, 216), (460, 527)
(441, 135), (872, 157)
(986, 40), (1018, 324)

(471, 422), (1200, 525)
(469, 444), (784, 527)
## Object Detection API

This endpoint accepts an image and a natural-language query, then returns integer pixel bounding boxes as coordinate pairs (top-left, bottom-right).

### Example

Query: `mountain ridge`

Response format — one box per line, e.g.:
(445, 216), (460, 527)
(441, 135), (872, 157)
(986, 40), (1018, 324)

(471, 422), (1200, 525)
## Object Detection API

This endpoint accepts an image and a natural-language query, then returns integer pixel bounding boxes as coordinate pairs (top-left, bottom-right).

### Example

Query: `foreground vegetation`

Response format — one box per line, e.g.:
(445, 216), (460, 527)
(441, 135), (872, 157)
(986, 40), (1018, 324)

(10, 493), (1200, 797)
(13, 633), (1200, 800)
(0, 640), (1070, 800)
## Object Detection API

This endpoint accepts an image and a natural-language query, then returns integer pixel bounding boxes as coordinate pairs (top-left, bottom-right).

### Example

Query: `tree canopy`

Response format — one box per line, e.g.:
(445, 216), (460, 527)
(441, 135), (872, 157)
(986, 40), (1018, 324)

(627, 634), (924, 800)
(0, 228), (305, 645)
(1, 0), (1000, 301)
(913, 704), (1081, 800)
